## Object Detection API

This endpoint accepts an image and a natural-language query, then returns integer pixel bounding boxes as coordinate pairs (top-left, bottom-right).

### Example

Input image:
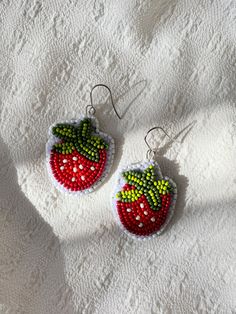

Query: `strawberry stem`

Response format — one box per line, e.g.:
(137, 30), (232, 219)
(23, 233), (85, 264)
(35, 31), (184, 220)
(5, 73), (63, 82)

(52, 118), (108, 162)
(117, 165), (173, 210)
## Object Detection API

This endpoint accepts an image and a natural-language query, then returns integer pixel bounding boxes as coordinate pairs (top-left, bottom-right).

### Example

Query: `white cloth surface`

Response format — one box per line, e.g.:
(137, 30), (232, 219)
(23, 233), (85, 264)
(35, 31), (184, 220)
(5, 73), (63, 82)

(0, 0), (236, 313)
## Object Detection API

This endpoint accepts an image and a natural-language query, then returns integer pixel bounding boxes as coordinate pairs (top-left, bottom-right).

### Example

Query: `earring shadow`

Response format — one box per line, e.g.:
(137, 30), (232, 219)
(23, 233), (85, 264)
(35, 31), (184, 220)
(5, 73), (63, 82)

(158, 120), (197, 156)
(91, 81), (148, 189)
(152, 122), (196, 230)
(115, 79), (148, 118)
(158, 156), (189, 229)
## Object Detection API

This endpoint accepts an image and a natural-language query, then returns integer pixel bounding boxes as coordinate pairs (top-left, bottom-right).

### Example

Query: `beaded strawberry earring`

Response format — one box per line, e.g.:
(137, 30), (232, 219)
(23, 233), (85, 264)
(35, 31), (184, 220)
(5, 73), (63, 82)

(112, 127), (178, 239)
(46, 84), (121, 195)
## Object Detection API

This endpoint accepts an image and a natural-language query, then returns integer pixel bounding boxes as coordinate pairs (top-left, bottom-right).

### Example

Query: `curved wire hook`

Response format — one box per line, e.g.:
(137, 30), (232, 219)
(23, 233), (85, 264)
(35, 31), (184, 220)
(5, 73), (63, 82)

(86, 84), (121, 119)
(144, 126), (177, 160)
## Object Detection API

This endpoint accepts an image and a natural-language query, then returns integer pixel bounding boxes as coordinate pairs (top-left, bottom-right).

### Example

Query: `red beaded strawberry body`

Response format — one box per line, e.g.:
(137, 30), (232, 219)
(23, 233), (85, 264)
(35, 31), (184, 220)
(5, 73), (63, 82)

(46, 116), (114, 194)
(112, 161), (177, 239)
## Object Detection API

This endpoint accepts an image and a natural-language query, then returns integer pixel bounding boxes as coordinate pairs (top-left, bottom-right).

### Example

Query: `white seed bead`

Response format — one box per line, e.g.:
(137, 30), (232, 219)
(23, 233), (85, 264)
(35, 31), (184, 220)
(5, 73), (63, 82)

(79, 164), (83, 170)
(135, 215), (140, 221)
(90, 166), (95, 171)
(144, 211), (148, 215)
(126, 208), (131, 212)
(72, 157), (78, 161)
(60, 166), (64, 170)
(71, 177), (76, 182)
(63, 159), (67, 163)
(151, 217), (155, 222)
(81, 176), (85, 181)
(138, 223), (143, 228)
(140, 203), (144, 208)
(73, 167), (77, 172)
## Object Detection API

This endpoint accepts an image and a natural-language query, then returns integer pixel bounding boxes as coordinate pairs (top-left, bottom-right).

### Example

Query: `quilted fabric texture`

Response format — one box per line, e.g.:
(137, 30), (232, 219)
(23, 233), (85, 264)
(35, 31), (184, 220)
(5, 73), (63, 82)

(0, 0), (236, 313)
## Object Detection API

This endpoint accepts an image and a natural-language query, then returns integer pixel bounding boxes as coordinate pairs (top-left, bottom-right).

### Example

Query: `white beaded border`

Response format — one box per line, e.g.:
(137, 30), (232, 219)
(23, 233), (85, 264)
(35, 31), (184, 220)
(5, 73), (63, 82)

(111, 160), (177, 240)
(46, 115), (115, 196)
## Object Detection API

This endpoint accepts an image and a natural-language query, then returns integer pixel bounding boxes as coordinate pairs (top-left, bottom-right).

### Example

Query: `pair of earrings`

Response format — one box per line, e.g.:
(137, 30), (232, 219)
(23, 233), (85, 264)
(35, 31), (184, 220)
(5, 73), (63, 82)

(46, 84), (177, 239)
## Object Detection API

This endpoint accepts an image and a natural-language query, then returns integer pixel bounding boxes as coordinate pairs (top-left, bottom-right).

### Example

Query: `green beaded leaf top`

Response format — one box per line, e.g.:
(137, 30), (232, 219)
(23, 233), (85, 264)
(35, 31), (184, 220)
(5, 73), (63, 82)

(116, 165), (173, 211)
(51, 118), (108, 162)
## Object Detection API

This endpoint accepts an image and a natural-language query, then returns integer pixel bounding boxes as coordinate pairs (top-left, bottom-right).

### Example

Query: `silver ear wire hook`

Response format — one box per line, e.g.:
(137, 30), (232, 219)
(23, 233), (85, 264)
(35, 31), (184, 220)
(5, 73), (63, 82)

(144, 126), (178, 160)
(86, 84), (121, 119)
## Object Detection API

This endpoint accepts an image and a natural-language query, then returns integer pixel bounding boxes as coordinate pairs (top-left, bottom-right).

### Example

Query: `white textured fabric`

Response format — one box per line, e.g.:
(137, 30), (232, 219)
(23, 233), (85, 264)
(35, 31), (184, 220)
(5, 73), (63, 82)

(0, 0), (236, 313)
